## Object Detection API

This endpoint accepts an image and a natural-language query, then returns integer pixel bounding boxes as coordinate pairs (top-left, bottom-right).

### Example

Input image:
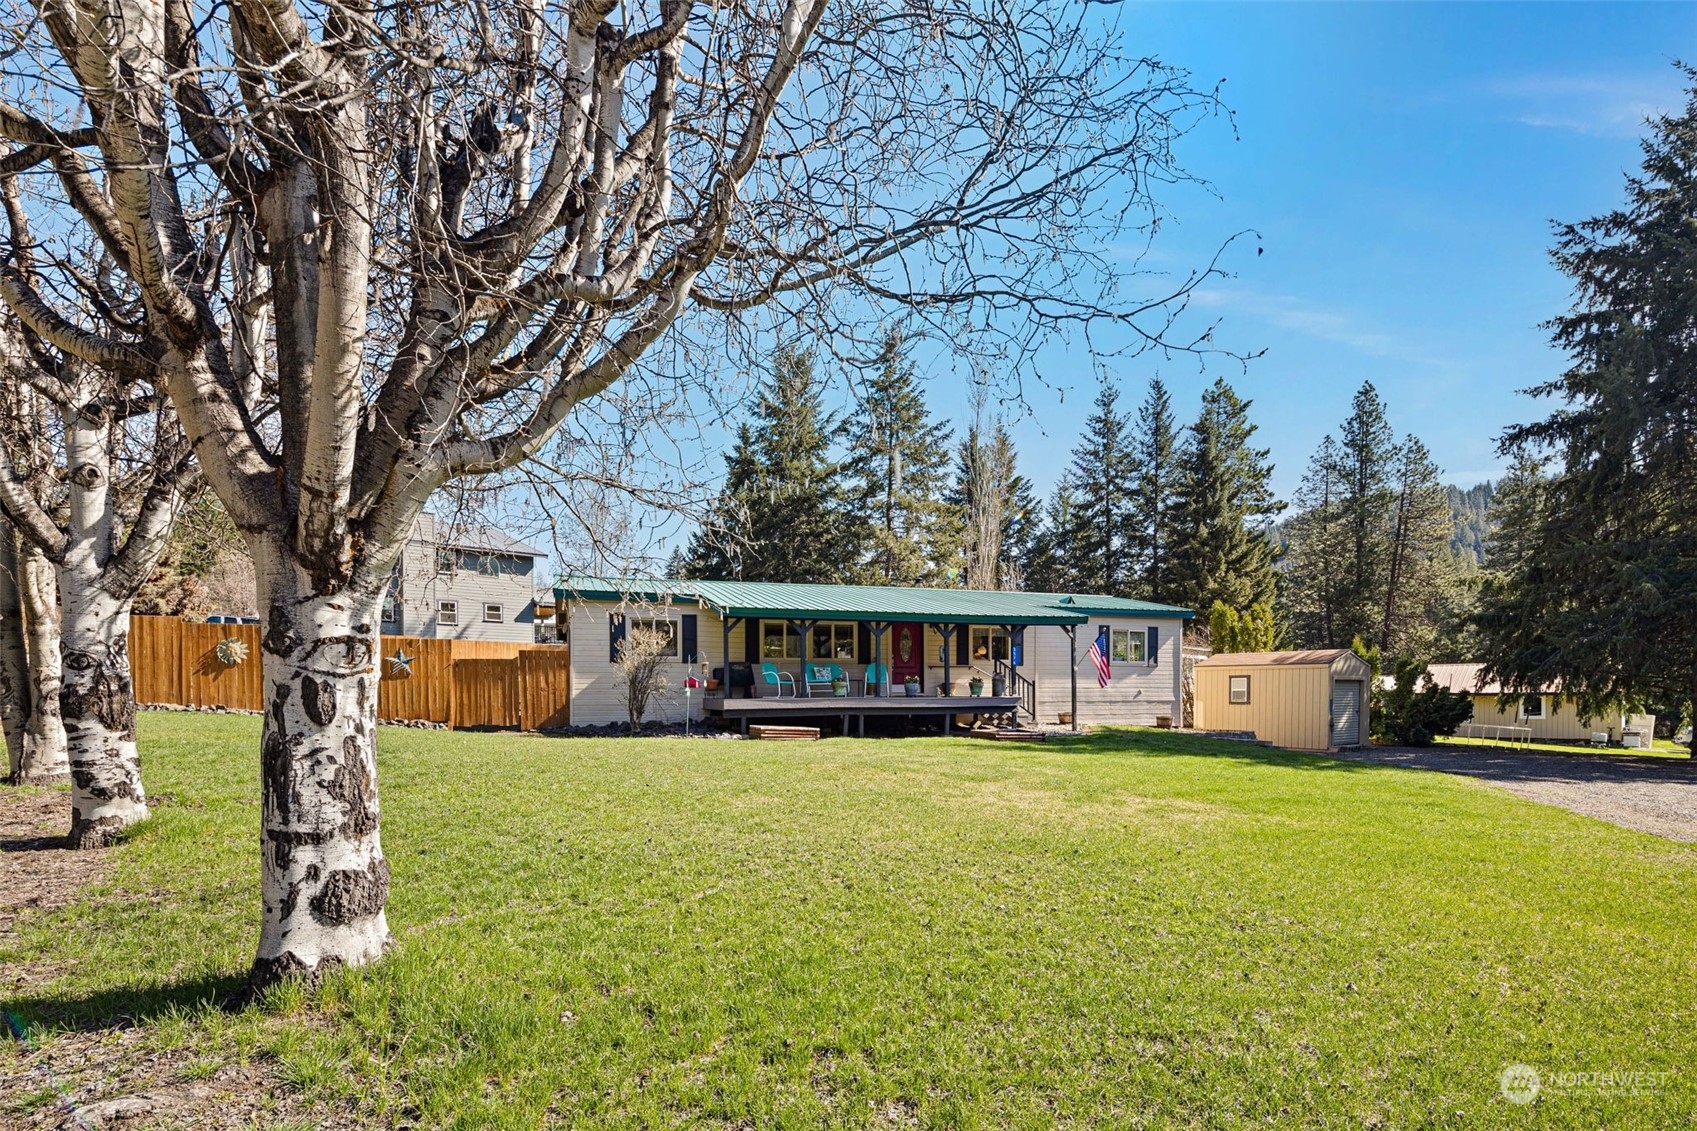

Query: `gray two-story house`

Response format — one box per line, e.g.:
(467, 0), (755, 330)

(380, 514), (543, 642)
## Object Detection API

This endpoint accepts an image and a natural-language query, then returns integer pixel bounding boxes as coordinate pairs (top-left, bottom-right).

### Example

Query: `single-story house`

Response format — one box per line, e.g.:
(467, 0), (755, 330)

(554, 577), (1194, 730)
(1194, 649), (1371, 752)
(1420, 663), (1655, 747)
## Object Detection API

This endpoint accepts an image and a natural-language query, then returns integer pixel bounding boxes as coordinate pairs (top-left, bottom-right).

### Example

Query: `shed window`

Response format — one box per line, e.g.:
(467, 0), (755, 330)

(760, 620), (802, 660)
(811, 623), (857, 661)
(483, 602), (504, 623)
(1228, 675), (1250, 705)
(438, 601), (458, 626)
(631, 618), (679, 658)
(1520, 694), (1545, 720)
(1111, 629), (1147, 664)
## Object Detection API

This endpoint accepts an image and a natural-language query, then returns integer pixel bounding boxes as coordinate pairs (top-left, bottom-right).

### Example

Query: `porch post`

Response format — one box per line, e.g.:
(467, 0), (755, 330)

(1066, 623), (1079, 732)
(939, 624), (953, 696)
(720, 615), (735, 698)
(789, 619), (816, 695)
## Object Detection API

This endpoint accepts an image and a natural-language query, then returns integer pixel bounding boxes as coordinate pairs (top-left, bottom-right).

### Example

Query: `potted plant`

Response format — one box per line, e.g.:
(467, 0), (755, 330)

(968, 676), (985, 697)
(904, 676), (921, 697)
(832, 676), (848, 698)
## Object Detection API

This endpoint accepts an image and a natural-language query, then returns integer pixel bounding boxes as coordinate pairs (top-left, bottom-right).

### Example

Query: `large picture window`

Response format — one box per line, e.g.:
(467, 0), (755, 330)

(631, 618), (679, 657)
(970, 626), (1009, 662)
(761, 620), (802, 660)
(1111, 628), (1147, 664)
(812, 623), (857, 661)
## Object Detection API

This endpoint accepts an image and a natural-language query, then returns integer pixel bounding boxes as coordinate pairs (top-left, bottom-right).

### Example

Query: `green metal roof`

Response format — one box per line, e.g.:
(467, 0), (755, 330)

(554, 577), (1193, 624)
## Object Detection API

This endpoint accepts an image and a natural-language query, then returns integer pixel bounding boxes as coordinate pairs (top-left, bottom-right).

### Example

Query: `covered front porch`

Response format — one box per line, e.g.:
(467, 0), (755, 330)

(702, 692), (1026, 736)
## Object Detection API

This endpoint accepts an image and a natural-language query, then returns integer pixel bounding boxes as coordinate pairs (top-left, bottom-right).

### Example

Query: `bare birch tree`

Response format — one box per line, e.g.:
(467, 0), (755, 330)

(0, 306), (193, 842)
(2, 0), (1243, 987)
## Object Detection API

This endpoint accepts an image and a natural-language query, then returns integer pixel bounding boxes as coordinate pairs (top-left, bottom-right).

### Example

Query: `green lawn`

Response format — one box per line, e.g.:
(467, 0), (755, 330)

(6, 713), (1697, 1128)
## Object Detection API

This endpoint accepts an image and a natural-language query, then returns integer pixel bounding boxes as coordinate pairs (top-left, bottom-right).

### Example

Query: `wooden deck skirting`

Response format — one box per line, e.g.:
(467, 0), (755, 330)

(704, 693), (1023, 736)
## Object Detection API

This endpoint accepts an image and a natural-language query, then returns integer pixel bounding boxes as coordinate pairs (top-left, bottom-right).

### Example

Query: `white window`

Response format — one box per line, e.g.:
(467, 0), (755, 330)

(632, 618), (679, 657)
(436, 549), (455, 576)
(1228, 675), (1250, 705)
(761, 620), (801, 659)
(970, 626), (1009, 662)
(483, 602), (504, 624)
(1521, 694), (1545, 720)
(811, 623), (857, 661)
(1111, 628), (1147, 664)
(438, 601), (458, 626)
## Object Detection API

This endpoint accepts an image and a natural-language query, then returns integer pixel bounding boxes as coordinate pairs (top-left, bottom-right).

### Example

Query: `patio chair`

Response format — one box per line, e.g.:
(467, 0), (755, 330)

(863, 662), (891, 697)
(755, 662), (797, 698)
(803, 662), (848, 696)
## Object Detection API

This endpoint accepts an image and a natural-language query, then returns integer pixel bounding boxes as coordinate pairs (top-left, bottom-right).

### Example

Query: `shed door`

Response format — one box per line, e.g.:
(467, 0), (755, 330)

(1330, 681), (1363, 748)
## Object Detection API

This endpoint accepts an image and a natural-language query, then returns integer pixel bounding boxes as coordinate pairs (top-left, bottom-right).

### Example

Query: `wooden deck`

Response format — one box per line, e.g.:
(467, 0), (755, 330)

(704, 693), (1023, 736)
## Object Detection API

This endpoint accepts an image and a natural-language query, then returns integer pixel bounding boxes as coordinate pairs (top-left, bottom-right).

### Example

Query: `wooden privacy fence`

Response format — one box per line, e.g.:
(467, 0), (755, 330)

(128, 615), (571, 730)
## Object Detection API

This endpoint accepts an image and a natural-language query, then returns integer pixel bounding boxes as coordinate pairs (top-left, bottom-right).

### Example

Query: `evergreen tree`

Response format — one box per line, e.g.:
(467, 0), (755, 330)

(1380, 435), (1457, 657)
(1334, 381), (1399, 644)
(1060, 378), (1137, 594)
(841, 331), (956, 585)
(1022, 481), (1085, 593)
(680, 346), (859, 582)
(1280, 436), (1348, 647)
(951, 416), (1025, 590)
(1168, 378), (1281, 614)
(1130, 376), (1182, 603)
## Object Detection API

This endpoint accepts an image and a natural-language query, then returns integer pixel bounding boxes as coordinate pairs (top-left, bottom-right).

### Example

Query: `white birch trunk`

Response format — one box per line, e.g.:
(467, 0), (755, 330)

(249, 535), (391, 990)
(59, 405), (146, 845)
(18, 542), (67, 784)
(0, 521), (27, 779)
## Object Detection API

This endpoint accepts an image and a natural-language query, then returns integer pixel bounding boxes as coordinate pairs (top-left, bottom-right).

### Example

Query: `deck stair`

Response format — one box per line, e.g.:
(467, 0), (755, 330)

(748, 724), (821, 741)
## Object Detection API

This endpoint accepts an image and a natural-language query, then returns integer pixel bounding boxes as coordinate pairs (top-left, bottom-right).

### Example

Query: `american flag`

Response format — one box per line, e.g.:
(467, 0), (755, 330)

(1087, 631), (1112, 688)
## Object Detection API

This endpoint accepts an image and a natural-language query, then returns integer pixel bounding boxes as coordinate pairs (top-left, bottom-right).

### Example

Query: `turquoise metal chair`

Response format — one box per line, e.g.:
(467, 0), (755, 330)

(863, 662), (891, 697)
(757, 662), (796, 697)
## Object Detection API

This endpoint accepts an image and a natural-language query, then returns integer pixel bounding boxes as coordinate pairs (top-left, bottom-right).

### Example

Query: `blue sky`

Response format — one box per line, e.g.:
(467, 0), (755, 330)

(980, 2), (1694, 500)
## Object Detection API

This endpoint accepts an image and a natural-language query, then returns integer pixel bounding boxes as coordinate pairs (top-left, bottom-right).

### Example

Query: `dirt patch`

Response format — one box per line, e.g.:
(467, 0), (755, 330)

(1, 787), (112, 998)
(1, 1023), (367, 1129)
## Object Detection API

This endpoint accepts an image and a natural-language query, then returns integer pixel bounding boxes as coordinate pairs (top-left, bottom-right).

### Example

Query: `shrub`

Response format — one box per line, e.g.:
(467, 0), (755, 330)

(1377, 657), (1473, 746)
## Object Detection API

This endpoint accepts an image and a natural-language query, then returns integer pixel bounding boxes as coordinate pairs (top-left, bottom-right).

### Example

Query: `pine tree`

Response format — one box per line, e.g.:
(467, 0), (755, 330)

(1333, 381), (1399, 645)
(1280, 435), (1348, 647)
(1022, 481), (1085, 593)
(841, 331), (955, 585)
(1168, 378), (1281, 614)
(680, 346), (859, 582)
(952, 417), (1025, 590)
(1380, 435), (1457, 657)
(1060, 378), (1137, 594)
(1130, 376), (1182, 603)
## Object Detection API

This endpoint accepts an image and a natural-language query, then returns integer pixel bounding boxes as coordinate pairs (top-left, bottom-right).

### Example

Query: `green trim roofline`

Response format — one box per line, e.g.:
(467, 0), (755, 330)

(554, 577), (1194, 625)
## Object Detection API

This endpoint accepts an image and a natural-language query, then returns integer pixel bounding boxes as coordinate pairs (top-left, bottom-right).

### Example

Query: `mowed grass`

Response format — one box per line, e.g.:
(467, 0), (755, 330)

(7, 713), (1697, 1128)
(1438, 734), (1691, 759)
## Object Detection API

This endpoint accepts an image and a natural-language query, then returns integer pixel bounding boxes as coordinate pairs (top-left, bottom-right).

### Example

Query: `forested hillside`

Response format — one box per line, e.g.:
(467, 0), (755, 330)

(1447, 482), (1493, 566)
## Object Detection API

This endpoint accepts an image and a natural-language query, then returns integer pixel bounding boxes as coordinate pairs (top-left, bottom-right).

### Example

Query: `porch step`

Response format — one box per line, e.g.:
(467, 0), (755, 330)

(748, 724), (821, 741)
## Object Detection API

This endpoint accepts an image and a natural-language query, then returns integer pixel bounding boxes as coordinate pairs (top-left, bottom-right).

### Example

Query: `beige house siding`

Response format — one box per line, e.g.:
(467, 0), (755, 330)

(567, 599), (737, 726)
(1029, 618), (1184, 726)
(1194, 652), (1371, 752)
(1466, 695), (1654, 745)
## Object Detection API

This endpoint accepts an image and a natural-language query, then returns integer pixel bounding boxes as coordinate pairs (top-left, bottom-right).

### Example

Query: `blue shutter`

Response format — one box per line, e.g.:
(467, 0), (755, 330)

(1010, 626), (1025, 668)
(956, 624), (970, 665)
(680, 614), (698, 663)
(1147, 625), (1159, 666)
(609, 612), (626, 661)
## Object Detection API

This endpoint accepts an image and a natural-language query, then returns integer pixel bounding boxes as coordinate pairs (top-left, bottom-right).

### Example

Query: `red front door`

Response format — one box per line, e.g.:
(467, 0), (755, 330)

(889, 622), (924, 689)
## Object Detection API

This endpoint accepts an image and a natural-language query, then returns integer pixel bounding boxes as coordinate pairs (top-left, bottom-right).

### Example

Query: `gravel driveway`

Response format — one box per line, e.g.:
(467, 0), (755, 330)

(1327, 744), (1697, 842)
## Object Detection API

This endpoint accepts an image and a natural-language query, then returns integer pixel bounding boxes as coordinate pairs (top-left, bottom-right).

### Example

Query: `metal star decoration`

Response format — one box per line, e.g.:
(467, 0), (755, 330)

(388, 647), (415, 678)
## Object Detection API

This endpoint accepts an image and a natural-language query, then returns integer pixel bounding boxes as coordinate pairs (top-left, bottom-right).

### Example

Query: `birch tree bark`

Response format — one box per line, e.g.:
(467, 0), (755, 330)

(4, 0), (1245, 986)
(0, 519), (27, 779)
(18, 542), (67, 783)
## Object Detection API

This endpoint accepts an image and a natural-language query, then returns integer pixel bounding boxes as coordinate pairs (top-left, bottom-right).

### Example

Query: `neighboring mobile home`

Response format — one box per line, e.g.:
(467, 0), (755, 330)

(1194, 649), (1372, 752)
(1421, 663), (1655, 747)
(380, 514), (543, 643)
(554, 577), (1193, 729)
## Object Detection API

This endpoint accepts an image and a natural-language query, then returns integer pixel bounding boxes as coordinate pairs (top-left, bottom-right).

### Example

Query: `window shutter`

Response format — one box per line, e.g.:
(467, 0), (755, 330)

(681, 614), (698, 664)
(857, 622), (871, 664)
(744, 620), (759, 664)
(609, 612), (626, 661)
(1147, 626), (1159, 666)
(1010, 626), (1025, 668)
(956, 624), (970, 665)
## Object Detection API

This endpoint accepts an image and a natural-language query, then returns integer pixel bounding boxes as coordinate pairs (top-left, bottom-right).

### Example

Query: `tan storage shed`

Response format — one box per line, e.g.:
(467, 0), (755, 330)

(1194, 649), (1372, 752)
